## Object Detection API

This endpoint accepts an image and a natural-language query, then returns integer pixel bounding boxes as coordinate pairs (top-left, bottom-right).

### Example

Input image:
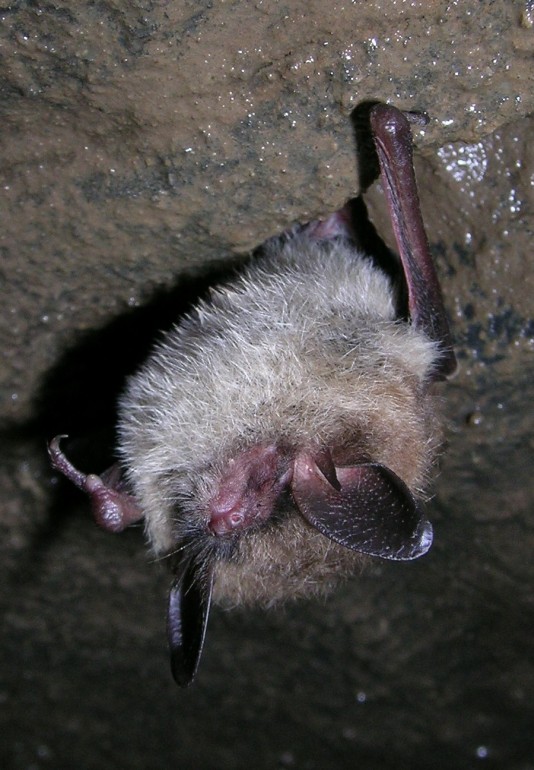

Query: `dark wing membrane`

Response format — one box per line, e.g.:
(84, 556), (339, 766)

(167, 555), (214, 687)
(292, 452), (433, 561)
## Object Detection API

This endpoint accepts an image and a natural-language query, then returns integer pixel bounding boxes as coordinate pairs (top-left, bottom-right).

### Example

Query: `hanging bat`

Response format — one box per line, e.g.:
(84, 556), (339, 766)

(49, 103), (456, 687)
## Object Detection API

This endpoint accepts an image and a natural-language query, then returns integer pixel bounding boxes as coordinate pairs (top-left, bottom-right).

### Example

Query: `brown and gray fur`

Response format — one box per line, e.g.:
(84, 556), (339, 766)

(118, 237), (440, 607)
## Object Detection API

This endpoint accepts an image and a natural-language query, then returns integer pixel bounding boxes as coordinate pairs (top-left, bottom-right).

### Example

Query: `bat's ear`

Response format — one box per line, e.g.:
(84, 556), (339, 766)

(167, 556), (214, 687)
(292, 451), (432, 561)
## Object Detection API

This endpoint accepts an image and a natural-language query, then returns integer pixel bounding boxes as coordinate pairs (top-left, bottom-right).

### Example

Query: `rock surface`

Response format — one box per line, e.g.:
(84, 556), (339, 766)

(1, 1), (533, 768)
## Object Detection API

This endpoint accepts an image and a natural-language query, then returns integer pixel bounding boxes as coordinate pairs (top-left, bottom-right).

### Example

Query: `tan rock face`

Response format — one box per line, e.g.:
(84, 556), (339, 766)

(1, 1), (533, 767)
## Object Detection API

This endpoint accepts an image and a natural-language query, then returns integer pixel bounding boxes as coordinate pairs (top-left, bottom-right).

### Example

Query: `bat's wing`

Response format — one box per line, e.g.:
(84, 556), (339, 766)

(370, 104), (457, 381)
(167, 555), (214, 687)
(292, 451), (433, 561)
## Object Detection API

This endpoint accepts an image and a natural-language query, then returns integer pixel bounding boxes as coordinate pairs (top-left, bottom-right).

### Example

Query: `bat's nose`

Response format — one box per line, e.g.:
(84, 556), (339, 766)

(208, 500), (247, 535)
(207, 443), (291, 537)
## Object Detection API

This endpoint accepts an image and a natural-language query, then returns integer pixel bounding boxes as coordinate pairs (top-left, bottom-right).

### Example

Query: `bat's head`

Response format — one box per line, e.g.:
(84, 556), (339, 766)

(154, 429), (434, 687)
(123, 351), (439, 602)
(166, 434), (433, 598)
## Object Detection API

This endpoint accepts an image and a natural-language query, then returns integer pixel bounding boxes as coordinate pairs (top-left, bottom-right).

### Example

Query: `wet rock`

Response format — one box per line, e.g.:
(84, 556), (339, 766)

(1, 2), (533, 768)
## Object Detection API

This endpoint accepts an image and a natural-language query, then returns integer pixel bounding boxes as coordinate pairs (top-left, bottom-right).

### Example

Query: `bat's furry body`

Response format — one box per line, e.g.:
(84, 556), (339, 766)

(119, 236), (440, 607)
(49, 104), (455, 684)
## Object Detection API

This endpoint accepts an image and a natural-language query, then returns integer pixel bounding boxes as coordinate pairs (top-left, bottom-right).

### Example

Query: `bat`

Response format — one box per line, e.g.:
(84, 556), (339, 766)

(49, 103), (456, 687)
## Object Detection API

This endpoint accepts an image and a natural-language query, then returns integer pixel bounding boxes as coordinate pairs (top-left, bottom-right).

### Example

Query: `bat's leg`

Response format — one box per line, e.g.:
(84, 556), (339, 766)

(298, 204), (354, 240)
(48, 435), (143, 533)
(370, 103), (457, 380)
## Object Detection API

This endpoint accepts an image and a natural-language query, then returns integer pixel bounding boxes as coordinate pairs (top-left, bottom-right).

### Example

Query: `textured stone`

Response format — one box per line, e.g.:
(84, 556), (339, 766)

(1, 2), (533, 768)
